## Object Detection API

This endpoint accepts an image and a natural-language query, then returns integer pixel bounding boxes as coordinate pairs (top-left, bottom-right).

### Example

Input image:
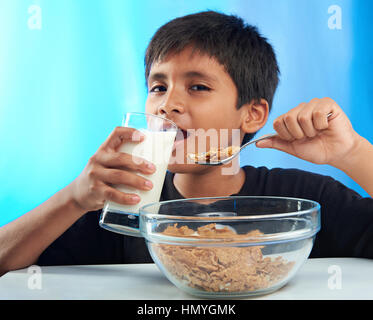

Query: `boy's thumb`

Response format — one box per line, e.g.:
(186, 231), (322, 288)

(256, 136), (293, 155)
(255, 138), (273, 149)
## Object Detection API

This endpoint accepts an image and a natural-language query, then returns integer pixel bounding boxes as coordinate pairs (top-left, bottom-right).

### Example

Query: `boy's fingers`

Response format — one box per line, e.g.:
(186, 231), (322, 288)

(101, 127), (145, 151)
(274, 101), (331, 140)
(300, 98), (335, 132)
(298, 109), (318, 138)
(273, 116), (295, 141)
(90, 166), (153, 191)
(95, 151), (156, 175)
(100, 184), (141, 205)
(312, 109), (332, 131)
(280, 102), (308, 140)
(283, 111), (307, 140)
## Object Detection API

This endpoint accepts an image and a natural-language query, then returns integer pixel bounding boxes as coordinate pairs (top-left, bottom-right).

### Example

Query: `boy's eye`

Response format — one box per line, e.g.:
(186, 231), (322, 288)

(150, 85), (167, 93)
(190, 84), (210, 91)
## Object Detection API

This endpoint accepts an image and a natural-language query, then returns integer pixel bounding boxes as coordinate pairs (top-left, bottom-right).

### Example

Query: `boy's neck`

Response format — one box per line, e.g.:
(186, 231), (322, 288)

(172, 162), (246, 199)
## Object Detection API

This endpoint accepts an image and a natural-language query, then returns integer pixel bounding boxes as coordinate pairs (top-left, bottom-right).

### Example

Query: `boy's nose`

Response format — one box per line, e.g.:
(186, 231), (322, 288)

(158, 104), (185, 116)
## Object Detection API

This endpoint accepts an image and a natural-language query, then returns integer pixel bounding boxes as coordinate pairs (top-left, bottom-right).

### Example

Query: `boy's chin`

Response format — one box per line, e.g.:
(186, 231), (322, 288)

(167, 163), (208, 174)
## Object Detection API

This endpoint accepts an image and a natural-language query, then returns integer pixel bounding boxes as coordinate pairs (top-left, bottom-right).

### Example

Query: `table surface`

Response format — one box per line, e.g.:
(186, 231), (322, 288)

(0, 258), (372, 300)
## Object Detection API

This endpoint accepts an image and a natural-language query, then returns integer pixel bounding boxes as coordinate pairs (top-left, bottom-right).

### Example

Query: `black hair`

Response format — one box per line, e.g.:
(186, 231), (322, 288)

(145, 10), (280, 144)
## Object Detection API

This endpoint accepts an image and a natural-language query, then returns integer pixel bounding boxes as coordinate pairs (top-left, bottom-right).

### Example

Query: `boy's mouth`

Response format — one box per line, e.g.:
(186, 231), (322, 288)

(175, 128), (191, 142)
(172, 128), (193, 154)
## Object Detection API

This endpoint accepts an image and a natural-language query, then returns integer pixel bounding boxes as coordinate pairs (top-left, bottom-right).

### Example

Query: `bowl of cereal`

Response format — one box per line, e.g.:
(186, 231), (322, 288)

(137, 196), (320, 298)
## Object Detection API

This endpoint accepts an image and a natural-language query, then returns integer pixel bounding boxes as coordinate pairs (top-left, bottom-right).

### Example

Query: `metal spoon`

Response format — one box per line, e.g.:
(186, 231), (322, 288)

(189, 133), (278, 166)
(191, 112), (333, 166)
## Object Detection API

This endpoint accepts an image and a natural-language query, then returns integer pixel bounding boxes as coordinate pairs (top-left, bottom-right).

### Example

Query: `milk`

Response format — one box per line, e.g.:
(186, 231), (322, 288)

(104, 129), (177, 213)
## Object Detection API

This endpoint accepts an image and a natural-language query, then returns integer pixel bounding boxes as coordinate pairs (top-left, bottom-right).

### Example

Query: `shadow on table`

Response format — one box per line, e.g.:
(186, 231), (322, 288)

(35, 263), (168, 284)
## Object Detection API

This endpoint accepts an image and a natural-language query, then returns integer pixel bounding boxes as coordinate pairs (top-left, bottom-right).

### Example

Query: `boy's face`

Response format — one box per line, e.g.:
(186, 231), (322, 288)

(145, 46), (245, 173)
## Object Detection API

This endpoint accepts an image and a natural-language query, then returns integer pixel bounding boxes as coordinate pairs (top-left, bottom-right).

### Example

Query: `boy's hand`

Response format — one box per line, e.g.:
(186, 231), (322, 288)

(256, 97), (361, 167)
(69, 127), (156, 212)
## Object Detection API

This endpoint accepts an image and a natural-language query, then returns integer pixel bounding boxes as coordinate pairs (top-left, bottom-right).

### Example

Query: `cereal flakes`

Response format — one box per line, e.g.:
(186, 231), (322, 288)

(153, 223), (295, 293)
(188, 145), (241, 163)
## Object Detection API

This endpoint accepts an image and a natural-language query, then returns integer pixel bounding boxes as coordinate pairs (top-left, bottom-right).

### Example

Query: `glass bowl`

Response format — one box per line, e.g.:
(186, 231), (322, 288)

(139, 196), (320, 298)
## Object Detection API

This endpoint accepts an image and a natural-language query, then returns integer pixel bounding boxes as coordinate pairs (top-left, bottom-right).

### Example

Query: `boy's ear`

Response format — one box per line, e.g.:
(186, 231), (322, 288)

(240, 99), (269, 134)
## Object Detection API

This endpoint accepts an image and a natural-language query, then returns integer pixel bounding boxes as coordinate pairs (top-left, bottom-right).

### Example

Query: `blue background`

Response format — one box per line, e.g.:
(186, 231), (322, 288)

(0, 0), (372, 226)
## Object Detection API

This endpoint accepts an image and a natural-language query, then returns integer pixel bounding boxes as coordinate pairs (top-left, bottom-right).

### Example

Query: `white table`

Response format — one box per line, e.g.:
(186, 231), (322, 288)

(0, 258), (372, 300)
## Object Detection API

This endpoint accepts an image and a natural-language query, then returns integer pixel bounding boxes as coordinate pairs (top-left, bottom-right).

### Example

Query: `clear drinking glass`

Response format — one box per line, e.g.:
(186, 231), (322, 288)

(99, 112), (178, 236)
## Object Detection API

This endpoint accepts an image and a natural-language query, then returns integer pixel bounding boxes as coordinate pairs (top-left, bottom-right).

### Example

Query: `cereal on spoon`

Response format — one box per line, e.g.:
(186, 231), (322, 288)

(188, 145), (241, 163)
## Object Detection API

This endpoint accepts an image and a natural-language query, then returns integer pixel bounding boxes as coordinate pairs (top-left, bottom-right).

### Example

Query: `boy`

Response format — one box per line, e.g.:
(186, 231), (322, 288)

(1, 11), (373, 275)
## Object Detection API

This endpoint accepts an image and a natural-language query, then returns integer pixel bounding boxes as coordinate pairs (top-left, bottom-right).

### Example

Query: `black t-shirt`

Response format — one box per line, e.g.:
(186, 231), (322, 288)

(37, 166), (373, 266)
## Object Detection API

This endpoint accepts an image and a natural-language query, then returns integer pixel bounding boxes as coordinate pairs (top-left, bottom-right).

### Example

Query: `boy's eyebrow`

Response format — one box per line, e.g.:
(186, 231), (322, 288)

(148, 71), (218, 83)
(183, 71), (218, 83)
(148, 72), (167, 83)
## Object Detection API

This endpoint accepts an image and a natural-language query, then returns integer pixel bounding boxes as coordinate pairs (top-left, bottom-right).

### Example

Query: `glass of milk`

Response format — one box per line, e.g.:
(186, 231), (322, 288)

(99, 112), (178, 237)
